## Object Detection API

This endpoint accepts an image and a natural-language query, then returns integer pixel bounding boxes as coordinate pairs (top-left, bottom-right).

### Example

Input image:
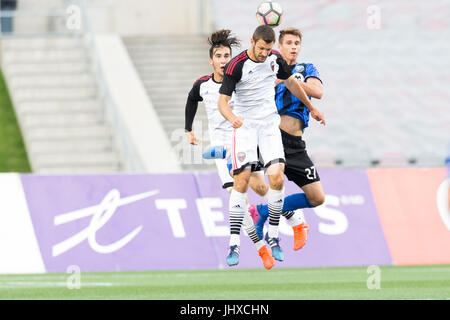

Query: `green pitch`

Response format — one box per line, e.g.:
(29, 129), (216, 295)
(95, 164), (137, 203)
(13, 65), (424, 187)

(0, 265), (449, 300)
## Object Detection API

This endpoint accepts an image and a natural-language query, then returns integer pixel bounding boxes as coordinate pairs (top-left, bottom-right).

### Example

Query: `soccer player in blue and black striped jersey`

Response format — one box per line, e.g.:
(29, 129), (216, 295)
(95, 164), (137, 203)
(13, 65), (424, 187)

(250, 27), (326, 252)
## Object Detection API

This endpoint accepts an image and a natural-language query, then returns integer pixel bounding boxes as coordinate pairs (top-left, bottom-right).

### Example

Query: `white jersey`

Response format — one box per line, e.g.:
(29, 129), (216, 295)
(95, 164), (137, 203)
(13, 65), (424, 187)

(186, 74), (233, 144)
(219, 50), (291, 120)
(185, 74), (235, 189)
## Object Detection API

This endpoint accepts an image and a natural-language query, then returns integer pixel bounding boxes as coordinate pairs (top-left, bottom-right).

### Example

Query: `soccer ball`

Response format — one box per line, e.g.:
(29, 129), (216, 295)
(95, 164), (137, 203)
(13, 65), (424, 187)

(256, 1), (283, 27)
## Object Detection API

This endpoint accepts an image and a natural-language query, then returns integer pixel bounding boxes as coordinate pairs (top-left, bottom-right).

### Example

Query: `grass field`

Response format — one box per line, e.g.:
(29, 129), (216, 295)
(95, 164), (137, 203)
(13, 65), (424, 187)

(0, 69), (31, 173)
(0, 265), (449, 300)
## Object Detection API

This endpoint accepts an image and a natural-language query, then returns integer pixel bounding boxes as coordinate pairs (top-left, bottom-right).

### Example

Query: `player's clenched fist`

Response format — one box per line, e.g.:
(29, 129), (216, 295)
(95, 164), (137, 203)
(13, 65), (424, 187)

(231, 117), (244, 128)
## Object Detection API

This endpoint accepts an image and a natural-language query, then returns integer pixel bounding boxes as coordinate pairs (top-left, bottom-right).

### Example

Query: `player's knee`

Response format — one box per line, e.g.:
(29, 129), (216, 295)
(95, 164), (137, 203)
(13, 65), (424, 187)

(234, 177), (250, 193)
(309, 193), (325, 207)
(234, 181), (248, 193)
(269, 173), (284, 190)
(254, 183), (268, 197)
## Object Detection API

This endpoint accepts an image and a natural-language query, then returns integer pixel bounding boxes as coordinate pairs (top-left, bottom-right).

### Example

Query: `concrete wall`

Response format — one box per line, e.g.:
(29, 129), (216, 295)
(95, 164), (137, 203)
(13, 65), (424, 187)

(84, 0), (213, 36)
(2, 0), (212, 36)
(94, 34), (181, 173)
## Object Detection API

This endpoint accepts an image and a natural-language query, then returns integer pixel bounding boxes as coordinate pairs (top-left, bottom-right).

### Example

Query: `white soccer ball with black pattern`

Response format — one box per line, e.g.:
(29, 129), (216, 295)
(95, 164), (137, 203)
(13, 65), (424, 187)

(256, 1), (283, 27)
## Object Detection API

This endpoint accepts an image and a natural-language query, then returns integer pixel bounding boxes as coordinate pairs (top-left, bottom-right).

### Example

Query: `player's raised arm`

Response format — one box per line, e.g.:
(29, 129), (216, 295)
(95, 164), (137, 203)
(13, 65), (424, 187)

(295, 64), (323, 99)
(301, 77), (323, 99)
(284, 75), (309, 107)
(285, 76), (325, 126)
(276, 75), (323, 99)
(274, 52), (326, 125)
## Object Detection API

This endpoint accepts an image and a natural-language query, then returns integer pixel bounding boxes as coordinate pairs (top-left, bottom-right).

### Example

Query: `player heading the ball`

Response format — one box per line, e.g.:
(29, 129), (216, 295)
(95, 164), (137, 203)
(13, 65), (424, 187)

(217, 25), (325, 269)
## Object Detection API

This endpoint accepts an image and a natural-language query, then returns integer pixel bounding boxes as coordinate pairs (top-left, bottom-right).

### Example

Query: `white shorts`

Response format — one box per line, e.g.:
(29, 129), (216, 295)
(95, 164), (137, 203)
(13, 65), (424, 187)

(210, 127), (234, 189)
(214, 158), (234, 189)
(230, 113), (285, 175)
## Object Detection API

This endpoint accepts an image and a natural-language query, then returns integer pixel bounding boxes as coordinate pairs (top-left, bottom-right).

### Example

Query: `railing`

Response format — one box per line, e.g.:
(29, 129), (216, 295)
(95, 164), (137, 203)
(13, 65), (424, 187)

(0, 0), (142, 172)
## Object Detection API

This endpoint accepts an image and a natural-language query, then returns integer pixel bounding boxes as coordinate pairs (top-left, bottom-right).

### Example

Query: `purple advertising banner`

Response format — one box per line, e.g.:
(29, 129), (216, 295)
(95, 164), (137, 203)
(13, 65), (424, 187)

(195, 169), (392, 269)
(20, 170), (392, 272)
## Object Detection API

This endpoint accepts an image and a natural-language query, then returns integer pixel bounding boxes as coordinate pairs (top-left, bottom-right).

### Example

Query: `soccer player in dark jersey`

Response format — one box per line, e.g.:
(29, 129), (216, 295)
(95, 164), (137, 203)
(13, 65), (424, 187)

(250, 28), (326, 251)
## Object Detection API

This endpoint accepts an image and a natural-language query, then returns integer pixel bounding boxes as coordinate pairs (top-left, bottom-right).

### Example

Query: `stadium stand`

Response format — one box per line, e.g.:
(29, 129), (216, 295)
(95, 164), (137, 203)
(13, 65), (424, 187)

(1, 36), (121, 173)
(211, 0), (450, 168)
(123, 35), (216, 171)
(2, 0), (448, 173)
(0, 0), (123, 173)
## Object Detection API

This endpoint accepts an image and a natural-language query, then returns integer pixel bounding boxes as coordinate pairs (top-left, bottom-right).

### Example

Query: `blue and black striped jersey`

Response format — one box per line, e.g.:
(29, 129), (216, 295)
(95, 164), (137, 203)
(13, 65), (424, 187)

(275, 63), (322, 131)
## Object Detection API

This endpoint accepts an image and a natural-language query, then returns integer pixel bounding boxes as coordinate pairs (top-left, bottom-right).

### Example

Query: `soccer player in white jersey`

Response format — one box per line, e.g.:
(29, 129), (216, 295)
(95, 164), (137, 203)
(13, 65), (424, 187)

(184, 30), (275, 269)
(250, 27), (327, 255)
(218, 25), (325, 268)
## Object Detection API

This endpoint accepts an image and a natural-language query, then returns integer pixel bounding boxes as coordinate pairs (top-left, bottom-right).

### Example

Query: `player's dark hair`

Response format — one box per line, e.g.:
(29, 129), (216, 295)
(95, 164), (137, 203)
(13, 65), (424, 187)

(208, 29), (240, 58)
(279, 27), (303, 44)
(252, 25), (276, 44)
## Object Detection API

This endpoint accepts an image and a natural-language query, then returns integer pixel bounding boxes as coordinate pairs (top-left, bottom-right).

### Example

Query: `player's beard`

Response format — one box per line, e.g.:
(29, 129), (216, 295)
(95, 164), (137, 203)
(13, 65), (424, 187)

(252, 47), (266, 63)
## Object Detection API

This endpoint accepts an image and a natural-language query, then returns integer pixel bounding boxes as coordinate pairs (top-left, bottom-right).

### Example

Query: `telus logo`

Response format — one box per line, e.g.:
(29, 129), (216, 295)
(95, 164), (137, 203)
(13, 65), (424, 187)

(52, 189), (159, 257)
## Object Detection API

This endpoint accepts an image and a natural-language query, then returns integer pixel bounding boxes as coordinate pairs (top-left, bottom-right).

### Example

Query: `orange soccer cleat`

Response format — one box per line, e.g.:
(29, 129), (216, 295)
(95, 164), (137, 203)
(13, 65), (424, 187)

(258, 246), (276, 269)
(292, 222), (309, 251)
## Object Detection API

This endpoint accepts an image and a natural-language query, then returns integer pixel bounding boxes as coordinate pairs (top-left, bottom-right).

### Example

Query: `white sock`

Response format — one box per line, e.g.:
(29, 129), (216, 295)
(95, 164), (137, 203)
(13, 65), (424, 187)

(267, 187), (284, 239)
(283, 209), (306, 227)
(229, 189), (247, 246)
(229, 234), (240, 247)
(243, 212), (264, 250)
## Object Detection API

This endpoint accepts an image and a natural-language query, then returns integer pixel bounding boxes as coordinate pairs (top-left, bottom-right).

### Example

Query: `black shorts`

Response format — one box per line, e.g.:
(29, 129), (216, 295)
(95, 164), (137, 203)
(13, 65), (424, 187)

(280, 129), (320, 188)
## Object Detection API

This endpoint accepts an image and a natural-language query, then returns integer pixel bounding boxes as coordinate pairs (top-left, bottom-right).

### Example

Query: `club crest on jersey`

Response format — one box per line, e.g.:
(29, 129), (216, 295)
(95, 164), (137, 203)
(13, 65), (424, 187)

(294, 65), (305, 73)
(270, 61), (275, 71)
(237, 152), (246, 162)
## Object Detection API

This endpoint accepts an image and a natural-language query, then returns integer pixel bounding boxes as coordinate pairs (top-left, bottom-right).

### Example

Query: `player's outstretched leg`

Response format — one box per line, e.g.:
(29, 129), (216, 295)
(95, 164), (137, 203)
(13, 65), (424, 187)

(282, 193), (311, 250)
(251, 192), (312, 250)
